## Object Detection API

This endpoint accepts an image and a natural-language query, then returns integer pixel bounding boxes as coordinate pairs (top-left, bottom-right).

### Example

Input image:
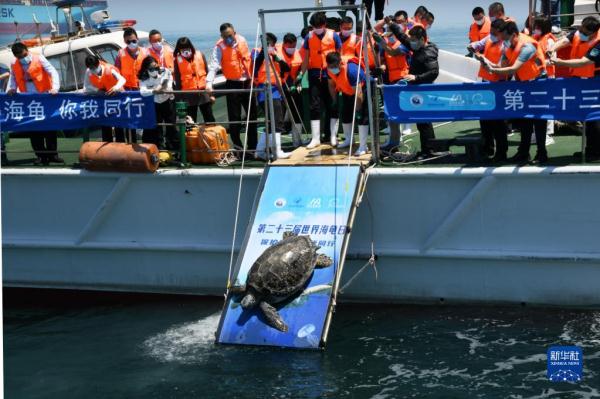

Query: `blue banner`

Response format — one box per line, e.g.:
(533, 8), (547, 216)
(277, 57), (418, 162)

(217, 165), (362, 349)
(0, 92), (156, 132)
(383, 78), (600, 123)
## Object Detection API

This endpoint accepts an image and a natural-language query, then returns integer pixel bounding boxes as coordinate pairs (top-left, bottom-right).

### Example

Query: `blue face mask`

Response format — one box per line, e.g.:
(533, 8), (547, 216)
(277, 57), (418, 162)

(503, 39), (512, 48)
(328, 67), (340, 75)
(388, 36), (396, 44)
(579, 32), (590, 42)
(19, 55), (32, 65)
(490, 34), (499, 43)
(225, 36), (235, 46)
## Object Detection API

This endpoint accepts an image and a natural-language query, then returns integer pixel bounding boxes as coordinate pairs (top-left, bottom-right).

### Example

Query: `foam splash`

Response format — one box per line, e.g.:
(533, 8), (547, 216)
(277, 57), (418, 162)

(455, 331), (485, 355)
(143, 312), (221, 363)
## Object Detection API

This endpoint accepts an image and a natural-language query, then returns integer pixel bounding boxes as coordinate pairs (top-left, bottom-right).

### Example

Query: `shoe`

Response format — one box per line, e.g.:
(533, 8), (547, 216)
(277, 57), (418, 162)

(532, 152), (548, 165)
(306, 120), (321, 149)
(48, 155), (64, 164)
(274, 132), (290, 159)
(510, 152), (530, 165)
(338, 123), (353, 149)
(33, 157), (43, 166)
(354, 125), (369, 156)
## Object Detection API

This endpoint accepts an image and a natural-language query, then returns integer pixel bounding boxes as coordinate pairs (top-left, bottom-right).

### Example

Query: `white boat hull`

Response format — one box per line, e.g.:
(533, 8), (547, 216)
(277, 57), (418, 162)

(3, 166), (600, 307)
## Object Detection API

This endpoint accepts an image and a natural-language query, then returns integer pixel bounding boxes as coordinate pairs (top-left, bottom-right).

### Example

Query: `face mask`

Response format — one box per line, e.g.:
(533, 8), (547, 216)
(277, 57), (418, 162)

(313, 27), (325, 35)
(425, 24), (431, 30)
(341, 29), (352, 37)
(19, 55), (32, 64)
(148, 70), (159, 79)
(151, 42), (163, 51)
(490, 16), (497, 22)
(328, 67), (340, 75)
(490, 34), (499, 43)
(388, 36), (396, 44)
(225, 36), (235, 46)
(475, 18), (485, 26)
(181, 50), (192, 58)
(579, 31), (589, 42)
(503, 39), (512, 48)
(533, 29), (542, 37)
(410, 40), (421, 50)
(267, 46), (275, 54)
(93, 66), (102, 75)
(127, 41), (138, 50)
(284, 47), (295, 55)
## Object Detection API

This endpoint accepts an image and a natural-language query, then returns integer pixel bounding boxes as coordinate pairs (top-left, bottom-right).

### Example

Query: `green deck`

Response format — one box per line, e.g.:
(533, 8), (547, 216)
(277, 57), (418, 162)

(1, 95), (589, 168)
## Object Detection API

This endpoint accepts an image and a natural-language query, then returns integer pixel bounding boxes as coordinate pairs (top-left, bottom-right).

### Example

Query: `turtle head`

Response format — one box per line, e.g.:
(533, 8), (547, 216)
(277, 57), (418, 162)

(282, 231), (298, 240)
(241, 292), (258, 309)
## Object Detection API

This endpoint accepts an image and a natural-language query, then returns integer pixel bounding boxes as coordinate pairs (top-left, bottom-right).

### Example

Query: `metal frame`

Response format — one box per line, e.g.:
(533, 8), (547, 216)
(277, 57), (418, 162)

(258, 4), (378, 164)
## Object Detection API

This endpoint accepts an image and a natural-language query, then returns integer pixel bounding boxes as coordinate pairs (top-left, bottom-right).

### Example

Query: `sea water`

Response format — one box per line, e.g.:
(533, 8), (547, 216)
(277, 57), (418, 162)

(4, 289), (600, 398)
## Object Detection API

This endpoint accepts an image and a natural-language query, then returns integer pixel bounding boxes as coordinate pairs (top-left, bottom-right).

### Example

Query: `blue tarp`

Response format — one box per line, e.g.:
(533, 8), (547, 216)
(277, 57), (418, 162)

(0, 92), (156, 132)
(383, 78), (600, 123)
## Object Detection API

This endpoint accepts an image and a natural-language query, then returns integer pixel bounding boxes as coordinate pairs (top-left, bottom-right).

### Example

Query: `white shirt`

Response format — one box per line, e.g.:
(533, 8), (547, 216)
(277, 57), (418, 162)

(140, 68), (174, 103)
(8, 54), (60, 93)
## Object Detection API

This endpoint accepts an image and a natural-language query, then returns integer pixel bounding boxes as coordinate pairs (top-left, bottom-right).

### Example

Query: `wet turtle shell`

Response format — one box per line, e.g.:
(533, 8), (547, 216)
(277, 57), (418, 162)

(246, 234), (324, 302)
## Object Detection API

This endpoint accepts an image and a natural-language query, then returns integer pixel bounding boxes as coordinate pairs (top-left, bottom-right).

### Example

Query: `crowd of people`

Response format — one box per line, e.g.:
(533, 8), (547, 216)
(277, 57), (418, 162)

(2, 1), (600, 165)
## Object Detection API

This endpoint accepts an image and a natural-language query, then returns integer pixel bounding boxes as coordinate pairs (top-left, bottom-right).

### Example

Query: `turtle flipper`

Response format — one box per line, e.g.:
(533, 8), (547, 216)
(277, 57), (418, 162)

(259, 301), (288, 332)
(315, 254), (333, 268)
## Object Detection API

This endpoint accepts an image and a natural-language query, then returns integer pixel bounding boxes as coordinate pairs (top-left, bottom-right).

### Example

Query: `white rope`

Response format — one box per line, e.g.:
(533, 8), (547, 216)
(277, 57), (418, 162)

(226, 19), (261, 292)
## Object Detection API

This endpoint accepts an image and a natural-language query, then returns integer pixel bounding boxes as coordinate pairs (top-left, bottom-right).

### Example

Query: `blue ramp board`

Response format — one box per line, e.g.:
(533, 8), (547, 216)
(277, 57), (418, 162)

(216, 165), (364, 349)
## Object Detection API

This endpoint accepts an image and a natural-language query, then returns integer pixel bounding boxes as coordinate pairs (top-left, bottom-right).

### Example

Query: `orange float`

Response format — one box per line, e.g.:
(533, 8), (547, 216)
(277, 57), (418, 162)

(79, 142), (160, 173)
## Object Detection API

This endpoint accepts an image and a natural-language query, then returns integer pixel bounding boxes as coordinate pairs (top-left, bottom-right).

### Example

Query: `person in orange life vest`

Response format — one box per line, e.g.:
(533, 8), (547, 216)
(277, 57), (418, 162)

(300, 11), (343, 149)
(139, 56), (179, 149)
(550, 16), (600, 161)
(6, 42), (62, 166)
(172, 37), (215, 126)
(387, 24), (439, 159)
(407, 5), (428, 30)
(147, 29), (174, 72)
(279, 33), (305, 147)
(326, 52), (370, 156)
(114, 27), (146, 143)
(206, 22), (257, 151)
(469, 7), (491, 44)
(340, 16), (359, 62)
(250, 32), (291, 160)
(374, 30), (413, 151)
(83, 55), (126, 143)
(470, 19), (510, 162)
(485, 21), (549, 165)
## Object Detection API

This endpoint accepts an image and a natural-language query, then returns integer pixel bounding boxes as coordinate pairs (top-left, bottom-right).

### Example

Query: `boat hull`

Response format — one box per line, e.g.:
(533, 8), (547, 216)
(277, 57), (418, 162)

(3, 166), (600, 307)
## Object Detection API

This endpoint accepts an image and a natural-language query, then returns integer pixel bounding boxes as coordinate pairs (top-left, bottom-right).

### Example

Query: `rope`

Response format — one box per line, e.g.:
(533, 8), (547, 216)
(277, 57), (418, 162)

(225, 19), (260, 293)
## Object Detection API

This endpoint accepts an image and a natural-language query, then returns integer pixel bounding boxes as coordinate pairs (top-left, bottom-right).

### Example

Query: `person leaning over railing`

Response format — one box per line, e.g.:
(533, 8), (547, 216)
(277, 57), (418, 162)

(485, 21), (548, 165)
(138, 56), (179, 150)
(83, 55), (126, 143)
(550, 16), (600, 162)
(6, 42), (62, 166)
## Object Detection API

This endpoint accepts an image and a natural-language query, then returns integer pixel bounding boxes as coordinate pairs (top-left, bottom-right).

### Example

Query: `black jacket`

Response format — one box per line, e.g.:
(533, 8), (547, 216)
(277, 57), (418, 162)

(389, 24), (439, 84)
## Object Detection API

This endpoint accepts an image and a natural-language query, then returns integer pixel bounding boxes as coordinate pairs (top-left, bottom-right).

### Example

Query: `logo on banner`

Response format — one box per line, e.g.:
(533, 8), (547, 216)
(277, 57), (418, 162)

(410, 94), (424, 107)
(274, 198), (286, 208)
(547, 346), (583, 382)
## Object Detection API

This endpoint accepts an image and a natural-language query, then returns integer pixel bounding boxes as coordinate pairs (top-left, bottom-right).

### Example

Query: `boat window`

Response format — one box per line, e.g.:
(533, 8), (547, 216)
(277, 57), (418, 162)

(90, 44), (120, 65)
(47, 49), (90, 92)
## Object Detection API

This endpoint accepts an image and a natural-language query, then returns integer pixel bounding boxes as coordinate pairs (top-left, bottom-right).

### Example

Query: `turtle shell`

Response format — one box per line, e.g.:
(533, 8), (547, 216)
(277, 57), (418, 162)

(246, 235), (319, 301)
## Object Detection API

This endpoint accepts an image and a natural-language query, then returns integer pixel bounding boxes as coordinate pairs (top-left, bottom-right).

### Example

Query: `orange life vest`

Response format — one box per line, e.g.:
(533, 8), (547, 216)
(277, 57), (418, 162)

(341, 33), (358, 62)
(278, 44), (302, 82)
(117, 47), (146, 89)
(251, 48), (282, 85)
(383, 38), (409, 82)
(11, 54), (52, 93)
(569, 31), (600, 78)
(328, 58), (362, 96)
(537, 33), (556, 77)
(307, 29), (336, 70)
(176, 53), (207, 90)
(88, 62), (119, 90)
(478, 37), (505, 82)
(555, 46), (572, 78)
(469, 16), (491, 42)
(216, 34), (251, 80)
(148, 45), (174, 71)
(504, 33), (545, 81)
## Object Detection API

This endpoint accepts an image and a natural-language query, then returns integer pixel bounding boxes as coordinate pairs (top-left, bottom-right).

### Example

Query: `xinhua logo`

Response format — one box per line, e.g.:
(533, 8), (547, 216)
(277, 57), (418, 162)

(547, 346), (583, 382)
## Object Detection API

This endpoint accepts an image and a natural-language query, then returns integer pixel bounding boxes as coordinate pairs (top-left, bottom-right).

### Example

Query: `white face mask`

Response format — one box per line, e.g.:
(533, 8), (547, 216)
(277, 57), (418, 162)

(313, 27), (325, 35)
(341, 29), (352, 37)
(181, 50), (192, 59)
(475, 18), (485, 26)
(490, 16), (497, 22)
(533, 29), (542, 37)
(151, 42), (163, 51)
(284, 47), (295, 55)
(148, 70), (159, 79)
(127, 41), (138, 50)
(267, 46), (276, 54)
(19, 55), (32, 64)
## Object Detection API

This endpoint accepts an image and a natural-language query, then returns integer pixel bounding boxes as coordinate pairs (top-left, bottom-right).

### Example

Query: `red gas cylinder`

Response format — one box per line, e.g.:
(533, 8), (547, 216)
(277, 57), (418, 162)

(79, 142), (160, 173)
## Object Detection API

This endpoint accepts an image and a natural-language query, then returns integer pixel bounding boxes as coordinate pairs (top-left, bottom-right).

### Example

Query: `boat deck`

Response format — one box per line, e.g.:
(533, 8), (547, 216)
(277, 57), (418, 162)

(2, 119), (589, 169)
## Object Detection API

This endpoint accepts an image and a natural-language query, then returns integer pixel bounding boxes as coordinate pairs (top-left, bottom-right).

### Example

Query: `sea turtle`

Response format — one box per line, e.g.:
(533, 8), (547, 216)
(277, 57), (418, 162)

(230, 232), (333, 332)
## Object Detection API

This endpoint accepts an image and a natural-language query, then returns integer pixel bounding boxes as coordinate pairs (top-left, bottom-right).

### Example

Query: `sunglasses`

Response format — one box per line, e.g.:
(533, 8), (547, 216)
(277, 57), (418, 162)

(125, 39), (138, 44)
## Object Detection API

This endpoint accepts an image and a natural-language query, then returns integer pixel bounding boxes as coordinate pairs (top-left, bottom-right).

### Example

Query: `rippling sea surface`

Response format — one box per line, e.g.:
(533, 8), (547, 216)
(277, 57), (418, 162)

(4, 289), (600, 398)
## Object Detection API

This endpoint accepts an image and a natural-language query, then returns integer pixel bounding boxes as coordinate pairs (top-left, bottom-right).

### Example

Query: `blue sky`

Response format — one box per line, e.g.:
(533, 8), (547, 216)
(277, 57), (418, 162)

(109, 0), (530, 33)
